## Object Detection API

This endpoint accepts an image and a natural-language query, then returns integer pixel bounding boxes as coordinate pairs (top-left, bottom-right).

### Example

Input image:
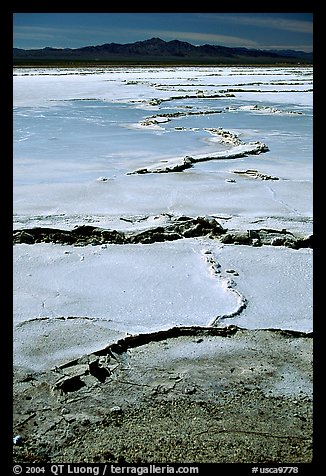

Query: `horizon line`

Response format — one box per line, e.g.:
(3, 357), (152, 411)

(13, 36), (313, 54)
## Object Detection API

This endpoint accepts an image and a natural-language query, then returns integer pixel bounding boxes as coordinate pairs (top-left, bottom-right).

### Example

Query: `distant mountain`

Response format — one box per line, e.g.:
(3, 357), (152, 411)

(13, 37), (313, 65)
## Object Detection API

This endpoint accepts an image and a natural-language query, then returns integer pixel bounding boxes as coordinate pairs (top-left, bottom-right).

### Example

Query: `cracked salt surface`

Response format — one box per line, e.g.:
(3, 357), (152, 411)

(13, 240), (239, 370)
(13, 66), (313, 371)
(209, 244), (313, 332)
(13, 240), (312, 371)
(13, 241), (238, 328)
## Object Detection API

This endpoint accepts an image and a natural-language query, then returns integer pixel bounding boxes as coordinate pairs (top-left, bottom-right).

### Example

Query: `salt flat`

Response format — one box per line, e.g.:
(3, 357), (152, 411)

(13, 66), (313, 371)
(13, 239), (312, 372)
(13, 66), (313, 464)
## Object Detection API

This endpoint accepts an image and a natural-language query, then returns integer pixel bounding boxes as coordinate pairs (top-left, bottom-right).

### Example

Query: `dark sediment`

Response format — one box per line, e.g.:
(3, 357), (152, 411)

(13, 326), (313, 464)
(13, 215), (312, 249)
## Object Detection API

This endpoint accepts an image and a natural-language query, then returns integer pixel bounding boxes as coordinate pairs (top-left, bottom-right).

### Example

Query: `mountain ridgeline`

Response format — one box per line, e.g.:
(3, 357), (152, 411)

(13, 37), (313, 65)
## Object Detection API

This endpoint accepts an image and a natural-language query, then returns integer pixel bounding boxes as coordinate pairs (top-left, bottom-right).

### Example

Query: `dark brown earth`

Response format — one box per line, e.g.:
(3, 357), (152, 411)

(13, 326), (313, 464)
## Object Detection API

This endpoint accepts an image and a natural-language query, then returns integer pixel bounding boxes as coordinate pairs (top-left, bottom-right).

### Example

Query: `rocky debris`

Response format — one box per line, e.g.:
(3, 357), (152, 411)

(13, 225), (125, 246)
(88, 358), (110, 383)
(129, 141), (269, 175)
(129, 156), (194, 174)
(204, 127), (243, 145)
(140, 109), (223, 126)
(235, 104), (304, 115)
(208, 270), (248, 326)
(201, 249), (221, 275)
(184, 385), (196, 395)
(13, 216), (312, 249)
(13, 435), (23, 446)
(12, 216), (225, 246)
(95, 325), (239, 357)
(233, 169), (279, 180)
(225, 269), (239, 275)
(219, 228), (313, 249)
(14, 230), (35, 244)
(147, 92), (235, 106)
(53, 374), (86, 394)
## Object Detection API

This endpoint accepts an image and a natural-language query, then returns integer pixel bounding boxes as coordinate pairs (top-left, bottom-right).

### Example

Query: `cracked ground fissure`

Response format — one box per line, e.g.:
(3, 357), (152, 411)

(13, 215), (313, 463)
(13, 326), (313, 464)
(13, 215), (312, 249)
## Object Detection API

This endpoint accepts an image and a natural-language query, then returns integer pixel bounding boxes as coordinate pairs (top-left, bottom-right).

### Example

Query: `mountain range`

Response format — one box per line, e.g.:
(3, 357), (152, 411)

(13, 37), (313, 65)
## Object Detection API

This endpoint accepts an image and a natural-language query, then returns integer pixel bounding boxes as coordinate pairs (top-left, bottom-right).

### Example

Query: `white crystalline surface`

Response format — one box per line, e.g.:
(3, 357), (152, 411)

(14, 241), (239, 329)
(13, 66), (313, 371)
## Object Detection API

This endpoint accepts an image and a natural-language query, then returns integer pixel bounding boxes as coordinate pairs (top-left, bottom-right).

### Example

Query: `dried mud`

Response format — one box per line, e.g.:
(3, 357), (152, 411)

(13, 327), (313, 464)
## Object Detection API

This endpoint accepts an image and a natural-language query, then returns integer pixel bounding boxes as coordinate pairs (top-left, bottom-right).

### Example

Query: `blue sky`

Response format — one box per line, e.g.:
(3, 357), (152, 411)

(13, 12), (313, 52)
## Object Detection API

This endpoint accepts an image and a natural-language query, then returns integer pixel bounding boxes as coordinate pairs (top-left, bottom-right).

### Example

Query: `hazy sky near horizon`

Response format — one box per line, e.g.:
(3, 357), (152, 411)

(13, 12), (313, 52)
